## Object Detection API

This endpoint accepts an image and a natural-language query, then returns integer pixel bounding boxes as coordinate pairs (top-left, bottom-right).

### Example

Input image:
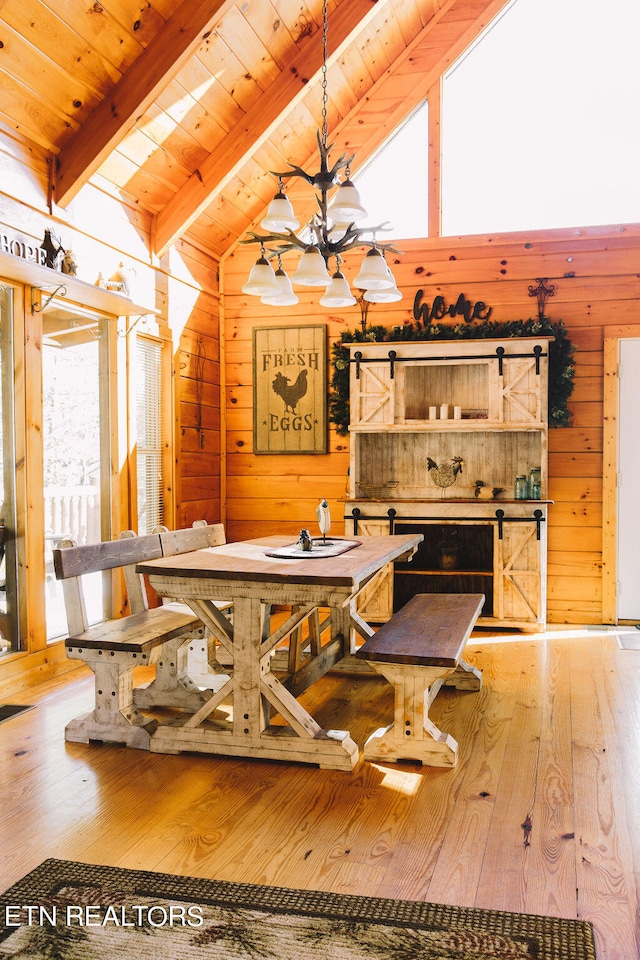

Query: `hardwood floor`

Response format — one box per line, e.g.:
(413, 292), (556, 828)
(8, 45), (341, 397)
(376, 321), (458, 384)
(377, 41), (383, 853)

(1, 629), (639, 959)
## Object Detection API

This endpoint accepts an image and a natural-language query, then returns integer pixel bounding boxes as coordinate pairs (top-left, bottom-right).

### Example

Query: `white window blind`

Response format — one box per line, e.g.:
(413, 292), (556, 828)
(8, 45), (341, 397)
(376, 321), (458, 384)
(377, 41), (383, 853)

(136, 336), (163, 535)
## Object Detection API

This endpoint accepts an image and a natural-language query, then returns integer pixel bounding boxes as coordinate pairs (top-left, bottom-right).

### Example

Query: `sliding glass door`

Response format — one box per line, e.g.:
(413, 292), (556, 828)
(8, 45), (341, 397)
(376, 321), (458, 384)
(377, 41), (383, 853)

(0, 284), (20, 655)
(41, 301), (111, 640)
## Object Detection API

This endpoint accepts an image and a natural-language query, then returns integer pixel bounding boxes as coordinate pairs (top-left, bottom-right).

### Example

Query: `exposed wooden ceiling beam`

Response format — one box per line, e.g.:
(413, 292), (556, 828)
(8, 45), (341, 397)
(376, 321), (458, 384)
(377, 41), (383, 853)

(153, 0), (391, 257)
(53, 0), (234, 208)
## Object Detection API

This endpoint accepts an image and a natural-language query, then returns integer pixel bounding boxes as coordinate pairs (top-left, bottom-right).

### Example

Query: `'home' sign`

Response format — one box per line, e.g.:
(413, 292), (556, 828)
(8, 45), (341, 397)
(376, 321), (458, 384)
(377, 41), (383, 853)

(413, 289), (493, 326)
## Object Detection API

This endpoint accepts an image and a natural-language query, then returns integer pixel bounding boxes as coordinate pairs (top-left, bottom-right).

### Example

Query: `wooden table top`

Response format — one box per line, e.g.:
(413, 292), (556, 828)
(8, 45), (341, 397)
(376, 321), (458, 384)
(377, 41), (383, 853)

(137, 534), (423, 588)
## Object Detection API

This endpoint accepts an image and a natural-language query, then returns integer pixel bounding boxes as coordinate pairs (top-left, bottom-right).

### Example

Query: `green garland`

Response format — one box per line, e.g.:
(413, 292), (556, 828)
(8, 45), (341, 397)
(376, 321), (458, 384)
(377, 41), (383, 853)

(329, 316), (575, 434)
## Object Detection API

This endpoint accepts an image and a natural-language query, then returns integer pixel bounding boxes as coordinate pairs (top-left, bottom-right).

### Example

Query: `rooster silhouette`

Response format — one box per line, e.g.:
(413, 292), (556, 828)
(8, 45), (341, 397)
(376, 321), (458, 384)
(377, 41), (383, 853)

(272, 369), (308, 413)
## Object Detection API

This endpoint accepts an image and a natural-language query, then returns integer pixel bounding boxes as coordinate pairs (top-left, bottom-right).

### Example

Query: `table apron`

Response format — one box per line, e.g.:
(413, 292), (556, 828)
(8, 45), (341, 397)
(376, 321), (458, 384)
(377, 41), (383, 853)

(146, 574), (358, 608)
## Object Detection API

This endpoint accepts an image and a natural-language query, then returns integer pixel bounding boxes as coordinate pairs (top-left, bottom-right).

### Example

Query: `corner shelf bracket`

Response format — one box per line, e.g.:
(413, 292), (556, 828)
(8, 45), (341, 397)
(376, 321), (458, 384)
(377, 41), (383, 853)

(31, 284), (67, 315)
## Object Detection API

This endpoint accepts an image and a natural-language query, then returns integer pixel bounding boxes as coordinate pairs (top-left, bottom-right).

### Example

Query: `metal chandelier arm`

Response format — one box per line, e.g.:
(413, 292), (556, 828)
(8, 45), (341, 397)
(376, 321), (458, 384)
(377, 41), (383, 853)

(239, 228), (402, 261)
(239, 230), (309, 253)
(268, 137), (355, 191)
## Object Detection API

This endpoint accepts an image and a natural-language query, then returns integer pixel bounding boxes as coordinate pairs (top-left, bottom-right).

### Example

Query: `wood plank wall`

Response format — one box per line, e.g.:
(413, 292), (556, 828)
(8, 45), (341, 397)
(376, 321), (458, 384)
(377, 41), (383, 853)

(168, 240), (222, 528)
(221, 224), (640, 626)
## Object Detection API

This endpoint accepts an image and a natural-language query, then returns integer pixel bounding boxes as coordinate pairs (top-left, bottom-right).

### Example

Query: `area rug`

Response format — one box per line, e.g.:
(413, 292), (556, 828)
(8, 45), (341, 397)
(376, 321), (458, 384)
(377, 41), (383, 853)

(0, 859), (596, 960)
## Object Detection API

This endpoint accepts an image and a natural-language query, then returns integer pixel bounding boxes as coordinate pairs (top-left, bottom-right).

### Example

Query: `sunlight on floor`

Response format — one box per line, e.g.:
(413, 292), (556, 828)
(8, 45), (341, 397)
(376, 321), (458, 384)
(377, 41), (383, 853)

(470, 624), (618, 645)
(374, 763), (423, 795)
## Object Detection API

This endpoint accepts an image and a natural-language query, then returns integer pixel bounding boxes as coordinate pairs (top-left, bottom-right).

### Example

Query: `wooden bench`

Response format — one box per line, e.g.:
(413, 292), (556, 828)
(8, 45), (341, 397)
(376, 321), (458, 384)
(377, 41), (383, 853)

(54, 522), (227, 749)
(355, 593), (484, 767)
(125, 522), (233, 705)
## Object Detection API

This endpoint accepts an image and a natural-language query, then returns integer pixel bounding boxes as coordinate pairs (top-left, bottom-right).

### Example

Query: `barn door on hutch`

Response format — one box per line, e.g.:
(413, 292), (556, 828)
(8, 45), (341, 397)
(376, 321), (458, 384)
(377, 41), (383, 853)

(497, 353), (545, 422)
(351, 356), (395, 427)
(494, 520), (544, 624)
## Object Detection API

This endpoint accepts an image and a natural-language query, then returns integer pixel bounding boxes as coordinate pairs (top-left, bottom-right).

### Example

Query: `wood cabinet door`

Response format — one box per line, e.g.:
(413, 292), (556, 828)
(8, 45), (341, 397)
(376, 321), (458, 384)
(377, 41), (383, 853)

(350, 362), (394, 426)
(495, 356), (546, 424)
(494, 522), (542, 623)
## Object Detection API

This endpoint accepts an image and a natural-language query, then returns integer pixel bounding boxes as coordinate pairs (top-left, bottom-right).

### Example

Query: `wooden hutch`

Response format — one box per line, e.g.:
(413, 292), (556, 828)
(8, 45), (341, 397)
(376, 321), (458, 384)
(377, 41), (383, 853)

(343, 337), (552, 630)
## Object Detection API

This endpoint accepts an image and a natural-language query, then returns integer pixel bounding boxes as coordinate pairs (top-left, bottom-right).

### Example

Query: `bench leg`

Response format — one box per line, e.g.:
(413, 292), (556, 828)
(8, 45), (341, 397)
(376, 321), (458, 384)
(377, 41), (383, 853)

(132, 631), (218, 710)
(362, 662), (458, 767)
(65, 654), (158, 749)
(442, 656), (482, 691)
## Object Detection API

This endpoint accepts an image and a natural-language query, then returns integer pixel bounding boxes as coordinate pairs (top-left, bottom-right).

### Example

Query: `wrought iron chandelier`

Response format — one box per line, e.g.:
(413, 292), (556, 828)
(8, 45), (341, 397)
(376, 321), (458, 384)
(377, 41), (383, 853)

(240, 0), (402, 309)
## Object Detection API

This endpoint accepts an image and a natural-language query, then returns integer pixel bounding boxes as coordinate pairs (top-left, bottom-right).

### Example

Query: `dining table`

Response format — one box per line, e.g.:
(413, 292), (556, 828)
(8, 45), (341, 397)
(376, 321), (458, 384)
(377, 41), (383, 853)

(136, 533), (422, 770)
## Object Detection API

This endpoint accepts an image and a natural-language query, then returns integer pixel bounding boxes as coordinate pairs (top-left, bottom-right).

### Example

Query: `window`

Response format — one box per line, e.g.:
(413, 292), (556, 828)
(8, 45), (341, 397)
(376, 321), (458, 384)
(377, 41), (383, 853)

(41, 302), (110, 639)
(353, 100), (429, 240)
(135, 336), (164, 535)
(441, 0), (640, 234)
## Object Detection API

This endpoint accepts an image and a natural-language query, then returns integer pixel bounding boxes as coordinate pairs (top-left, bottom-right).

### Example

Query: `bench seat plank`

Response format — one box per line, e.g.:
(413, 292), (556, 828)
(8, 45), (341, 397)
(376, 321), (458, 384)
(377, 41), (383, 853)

(355, 594), (484, 667)
(65, 602), (201, 654)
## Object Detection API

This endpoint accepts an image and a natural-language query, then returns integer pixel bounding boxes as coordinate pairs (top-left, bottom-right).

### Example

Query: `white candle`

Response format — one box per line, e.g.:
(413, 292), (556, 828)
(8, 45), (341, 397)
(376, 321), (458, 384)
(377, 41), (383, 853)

(454, 405), (462, 419)
(429, 406), (437, 420)
(440, 403), (449, 420)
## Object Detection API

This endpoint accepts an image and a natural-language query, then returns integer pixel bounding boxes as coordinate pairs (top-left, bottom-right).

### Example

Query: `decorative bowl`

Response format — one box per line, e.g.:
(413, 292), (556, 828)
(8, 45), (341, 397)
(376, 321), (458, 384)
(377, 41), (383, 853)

(356, 480), (399, 500)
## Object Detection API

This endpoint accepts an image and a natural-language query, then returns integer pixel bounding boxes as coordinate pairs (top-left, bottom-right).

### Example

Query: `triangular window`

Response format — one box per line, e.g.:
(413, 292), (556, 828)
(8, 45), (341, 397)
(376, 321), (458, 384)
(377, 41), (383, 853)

(353, 100), (428, 241)
(441, 0), (640, 234)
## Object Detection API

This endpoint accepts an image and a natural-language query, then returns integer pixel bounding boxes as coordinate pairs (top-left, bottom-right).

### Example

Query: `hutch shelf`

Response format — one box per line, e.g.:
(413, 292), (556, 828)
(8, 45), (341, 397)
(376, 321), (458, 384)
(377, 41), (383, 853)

(342, 337), (553, 631)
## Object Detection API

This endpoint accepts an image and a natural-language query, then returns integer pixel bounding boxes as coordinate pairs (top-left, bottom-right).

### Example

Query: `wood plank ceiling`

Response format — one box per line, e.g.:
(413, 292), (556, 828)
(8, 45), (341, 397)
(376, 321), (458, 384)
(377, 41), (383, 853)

(0, 0), (508, 261)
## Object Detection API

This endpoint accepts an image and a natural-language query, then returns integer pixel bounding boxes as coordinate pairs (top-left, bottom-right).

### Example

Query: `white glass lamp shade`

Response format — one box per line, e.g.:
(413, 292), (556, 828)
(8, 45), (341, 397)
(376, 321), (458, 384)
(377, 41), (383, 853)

(260, 191), (300, 232)
(242, 256), (280, 297)
(328, 179), (367, 224)
(291, 246), (332, 286)
(364, 284), (402, 303)
(261, 269), (299, 306)
(352, 248), (394, 290)
(364, 264), (402, 302)
(319, 270), (356, 307)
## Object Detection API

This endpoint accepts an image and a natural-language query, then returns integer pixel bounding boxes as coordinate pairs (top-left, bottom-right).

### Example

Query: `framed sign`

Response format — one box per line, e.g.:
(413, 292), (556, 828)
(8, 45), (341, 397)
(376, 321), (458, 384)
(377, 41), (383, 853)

(253, 324), (327, 455)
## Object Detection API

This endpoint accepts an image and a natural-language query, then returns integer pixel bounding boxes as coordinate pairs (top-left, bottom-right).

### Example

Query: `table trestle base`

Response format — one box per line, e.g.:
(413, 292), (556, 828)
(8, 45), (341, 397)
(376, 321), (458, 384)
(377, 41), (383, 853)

(150, 726), (358, 770)
(147, 596), (360, 770)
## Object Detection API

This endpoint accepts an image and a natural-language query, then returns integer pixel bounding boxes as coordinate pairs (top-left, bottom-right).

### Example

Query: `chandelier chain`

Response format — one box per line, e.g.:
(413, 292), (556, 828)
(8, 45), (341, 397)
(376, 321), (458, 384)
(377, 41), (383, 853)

(321, 0), (329, 147)
(239, 0), (402, 307)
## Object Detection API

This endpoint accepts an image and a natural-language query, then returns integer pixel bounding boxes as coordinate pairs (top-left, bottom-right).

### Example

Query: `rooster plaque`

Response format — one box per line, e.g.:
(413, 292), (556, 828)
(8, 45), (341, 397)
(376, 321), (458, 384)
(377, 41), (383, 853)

(253, 325), (327, 454)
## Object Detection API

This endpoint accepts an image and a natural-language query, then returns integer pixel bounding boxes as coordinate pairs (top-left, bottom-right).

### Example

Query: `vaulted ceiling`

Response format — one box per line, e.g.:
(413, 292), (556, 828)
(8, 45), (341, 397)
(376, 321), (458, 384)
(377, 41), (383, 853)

(0, 0), (509, 261)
